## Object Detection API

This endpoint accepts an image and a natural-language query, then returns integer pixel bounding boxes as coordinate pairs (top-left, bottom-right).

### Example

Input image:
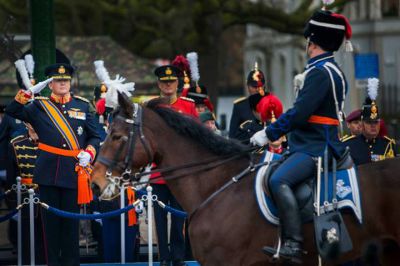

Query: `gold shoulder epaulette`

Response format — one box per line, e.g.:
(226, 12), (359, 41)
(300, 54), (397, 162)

(341, 135), (356, 142)
(239, 120), (252, 129)
(10, 135), (25, 143)
(180, 96), (194, 103)
(384, 136), (396, 144)
(73, 95), (90, 103)
(34, 96), (49, 100)
(233, 97), (246, 104)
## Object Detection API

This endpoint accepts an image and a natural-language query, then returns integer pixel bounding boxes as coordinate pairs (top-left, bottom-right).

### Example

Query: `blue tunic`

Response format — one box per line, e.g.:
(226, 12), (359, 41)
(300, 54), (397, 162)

(266, 52), (347, 158)
(5, 96), (101, 189)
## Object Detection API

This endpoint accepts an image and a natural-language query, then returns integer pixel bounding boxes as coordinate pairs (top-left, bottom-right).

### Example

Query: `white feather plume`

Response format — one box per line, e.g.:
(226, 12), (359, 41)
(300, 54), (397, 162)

(322, 0), (335, 6)
(15, 59), (32, 89)
(94, 60), (135, 109)
(24, 54), (35, 78)
(187, 52), (200, 83)
(104, 75), (135, 109)
(367, 78), (379, 101)
(94, 60), (111, 83)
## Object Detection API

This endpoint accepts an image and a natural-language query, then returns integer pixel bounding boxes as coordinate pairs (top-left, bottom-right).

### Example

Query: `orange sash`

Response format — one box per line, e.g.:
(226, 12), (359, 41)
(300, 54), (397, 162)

(38, 100), (80, 150)
(126, 187), (137, 226)
(37, 99), (92, 204)
(308, 115), (339, 126)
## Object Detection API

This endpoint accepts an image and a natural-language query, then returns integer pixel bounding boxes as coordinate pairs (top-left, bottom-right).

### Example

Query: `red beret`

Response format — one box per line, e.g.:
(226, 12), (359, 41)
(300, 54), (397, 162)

(345, 109), (362, 122)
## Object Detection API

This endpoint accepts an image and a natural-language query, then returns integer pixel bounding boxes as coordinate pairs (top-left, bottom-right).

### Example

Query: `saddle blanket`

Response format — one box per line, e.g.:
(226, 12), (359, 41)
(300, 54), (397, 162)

(254, 151), (362, 226)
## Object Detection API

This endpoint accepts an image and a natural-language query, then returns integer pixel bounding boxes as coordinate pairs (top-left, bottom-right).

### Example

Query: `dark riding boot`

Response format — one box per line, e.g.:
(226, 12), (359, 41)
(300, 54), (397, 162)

(263, 184), (304, 264)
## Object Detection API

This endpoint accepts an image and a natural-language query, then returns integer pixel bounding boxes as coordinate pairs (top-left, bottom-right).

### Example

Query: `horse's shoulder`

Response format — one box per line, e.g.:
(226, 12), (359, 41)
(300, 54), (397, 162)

(233, 97), (246, 104)
(341, 134), (356, 142)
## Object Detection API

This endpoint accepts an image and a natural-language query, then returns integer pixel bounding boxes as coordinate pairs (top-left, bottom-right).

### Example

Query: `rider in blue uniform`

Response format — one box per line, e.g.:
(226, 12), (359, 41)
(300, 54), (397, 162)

(251, 9), (353, 263)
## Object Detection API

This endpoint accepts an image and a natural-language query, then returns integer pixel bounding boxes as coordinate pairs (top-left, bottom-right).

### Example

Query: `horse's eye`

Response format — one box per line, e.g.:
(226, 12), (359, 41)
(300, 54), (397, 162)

(112, 134), (122, 141)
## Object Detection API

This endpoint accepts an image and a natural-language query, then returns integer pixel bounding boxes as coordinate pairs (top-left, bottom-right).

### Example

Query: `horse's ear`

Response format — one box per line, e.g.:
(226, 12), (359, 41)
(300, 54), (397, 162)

(118, 91), (133, 117)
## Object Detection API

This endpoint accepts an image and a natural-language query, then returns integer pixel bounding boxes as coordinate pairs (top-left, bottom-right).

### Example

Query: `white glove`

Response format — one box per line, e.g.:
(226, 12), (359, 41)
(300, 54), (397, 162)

(77, 151), (91, 167)
(250, 129), (269, 147)
(28, 77), (53, 95)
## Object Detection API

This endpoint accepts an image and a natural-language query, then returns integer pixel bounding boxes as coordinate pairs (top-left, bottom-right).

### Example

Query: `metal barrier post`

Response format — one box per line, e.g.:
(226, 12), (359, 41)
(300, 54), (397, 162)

(147, 185), (153, 266)
(16, 177), (22, 266)
(120, 183), (126, 264)
(28, 189), (35, 266)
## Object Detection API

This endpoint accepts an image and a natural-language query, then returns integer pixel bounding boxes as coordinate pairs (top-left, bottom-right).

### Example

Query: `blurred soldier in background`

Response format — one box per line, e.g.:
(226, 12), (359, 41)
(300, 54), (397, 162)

(151, 65), (198, 266)
(6, 122), (45, 264)
(229, 63), (267, 143)
(344, 109), (362, 137)
(343, 93), (397, 165)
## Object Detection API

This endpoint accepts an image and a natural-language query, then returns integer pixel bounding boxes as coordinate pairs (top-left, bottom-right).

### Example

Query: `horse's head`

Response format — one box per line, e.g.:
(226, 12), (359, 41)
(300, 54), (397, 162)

(92, 92), (155, 199)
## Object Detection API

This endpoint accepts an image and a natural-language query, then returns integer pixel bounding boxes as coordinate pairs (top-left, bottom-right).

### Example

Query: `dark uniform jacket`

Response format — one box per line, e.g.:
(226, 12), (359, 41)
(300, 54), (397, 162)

(7, 135), (37, 186)
(0, 114), (26, 170)
(229, 97), (258, 141)
(342, 134), (397, 165)
(5, 95), (101, 189)
(235, 118), (264, 143)
(266, 52), (347, 158)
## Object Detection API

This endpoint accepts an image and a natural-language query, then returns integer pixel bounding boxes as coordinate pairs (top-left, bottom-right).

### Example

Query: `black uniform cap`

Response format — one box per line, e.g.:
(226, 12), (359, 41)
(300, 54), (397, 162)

(247, 69), (265, 88)
(361, 97), (380, 122)
(154, 65), (181, 82)
(304, 10), (348, 52)
(45, 63), (74, 80)
(186, 85), (208, 104)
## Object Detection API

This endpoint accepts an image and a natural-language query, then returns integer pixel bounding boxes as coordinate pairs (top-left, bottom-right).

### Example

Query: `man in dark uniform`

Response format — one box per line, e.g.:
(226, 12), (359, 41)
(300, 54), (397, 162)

(344, 109), (362, 137)
(229, 64), (266, 143)
(186, 85), (214, 114)
(343, 98), (397, 165)
(251, 9), (352, 263)
(6, 123), (46, 264)
(6, 63), (101, 266)
(151, 65), (198, 266)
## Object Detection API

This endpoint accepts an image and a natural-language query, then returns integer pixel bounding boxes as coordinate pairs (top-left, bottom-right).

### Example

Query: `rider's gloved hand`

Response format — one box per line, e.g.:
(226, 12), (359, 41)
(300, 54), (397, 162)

(28, 77), (53, 95)
(77, 151), (92, 167)
(250, 129), (269, 146)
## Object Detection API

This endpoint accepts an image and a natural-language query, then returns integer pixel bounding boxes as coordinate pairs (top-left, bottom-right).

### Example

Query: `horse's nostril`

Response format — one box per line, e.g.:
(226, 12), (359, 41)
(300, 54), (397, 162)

(91, 182), (101, 197)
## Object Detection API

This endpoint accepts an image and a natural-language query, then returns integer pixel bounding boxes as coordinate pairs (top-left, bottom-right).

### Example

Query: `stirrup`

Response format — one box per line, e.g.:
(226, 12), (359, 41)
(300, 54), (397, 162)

(262, 241), (305, 265)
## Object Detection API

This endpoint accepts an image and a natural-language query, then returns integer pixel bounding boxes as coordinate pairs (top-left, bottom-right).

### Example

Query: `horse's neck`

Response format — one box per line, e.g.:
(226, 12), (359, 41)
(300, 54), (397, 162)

(156, 138), (249, 214)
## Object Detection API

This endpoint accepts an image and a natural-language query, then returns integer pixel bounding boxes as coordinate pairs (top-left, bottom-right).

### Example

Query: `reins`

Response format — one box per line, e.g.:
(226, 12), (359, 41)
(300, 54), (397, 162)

(188, 158), (271, 221)
(133, 146), (259, 185)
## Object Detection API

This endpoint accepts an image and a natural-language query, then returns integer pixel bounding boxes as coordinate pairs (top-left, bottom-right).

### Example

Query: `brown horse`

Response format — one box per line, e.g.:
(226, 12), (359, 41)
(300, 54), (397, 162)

(92, 94), (400, 266)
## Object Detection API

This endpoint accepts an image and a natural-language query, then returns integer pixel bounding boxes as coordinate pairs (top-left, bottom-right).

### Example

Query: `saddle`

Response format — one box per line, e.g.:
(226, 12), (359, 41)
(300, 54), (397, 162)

(261, 149), (354, 260)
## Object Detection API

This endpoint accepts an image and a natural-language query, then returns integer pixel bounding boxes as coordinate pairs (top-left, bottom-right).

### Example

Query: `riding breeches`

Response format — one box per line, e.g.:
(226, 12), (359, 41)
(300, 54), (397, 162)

(269, 152), (316, 192)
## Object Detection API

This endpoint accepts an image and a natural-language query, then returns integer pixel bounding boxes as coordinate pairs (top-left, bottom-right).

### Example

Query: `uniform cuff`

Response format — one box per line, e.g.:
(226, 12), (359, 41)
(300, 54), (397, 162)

(15, 90), (32, 105)
(85, 145), (96, 161)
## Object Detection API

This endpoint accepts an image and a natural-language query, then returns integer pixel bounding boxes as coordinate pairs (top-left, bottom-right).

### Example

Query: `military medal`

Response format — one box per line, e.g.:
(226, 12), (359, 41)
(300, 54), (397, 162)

(77, 126), (83, 136)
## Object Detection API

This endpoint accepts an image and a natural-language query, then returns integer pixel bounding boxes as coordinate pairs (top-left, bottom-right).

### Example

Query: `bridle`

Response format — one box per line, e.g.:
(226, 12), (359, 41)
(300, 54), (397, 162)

(97, 103), (153, 185)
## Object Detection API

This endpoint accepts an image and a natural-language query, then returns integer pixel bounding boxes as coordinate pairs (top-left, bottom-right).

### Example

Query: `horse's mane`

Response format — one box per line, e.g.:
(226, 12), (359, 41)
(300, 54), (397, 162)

(145, 98), (249, 156)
